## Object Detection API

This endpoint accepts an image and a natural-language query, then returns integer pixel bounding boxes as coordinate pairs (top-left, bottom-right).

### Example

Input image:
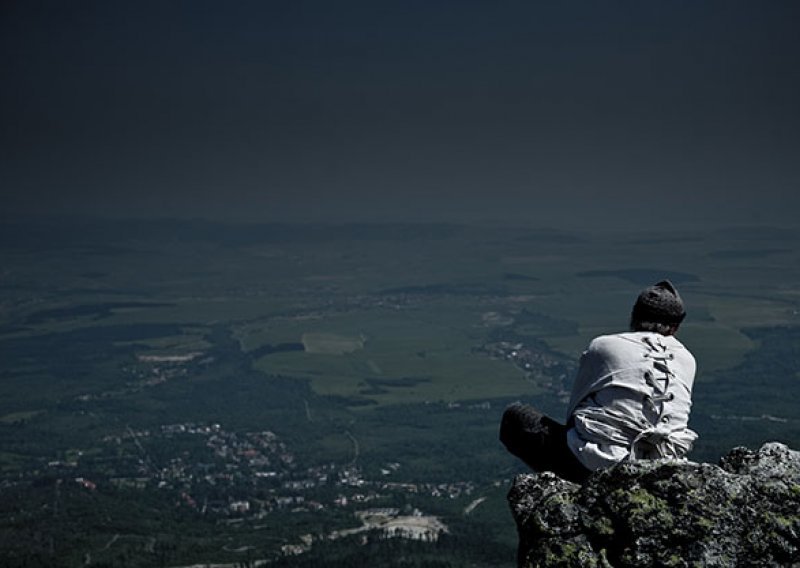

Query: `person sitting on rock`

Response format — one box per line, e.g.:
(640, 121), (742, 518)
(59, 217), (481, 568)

(500, 280), (697, 483)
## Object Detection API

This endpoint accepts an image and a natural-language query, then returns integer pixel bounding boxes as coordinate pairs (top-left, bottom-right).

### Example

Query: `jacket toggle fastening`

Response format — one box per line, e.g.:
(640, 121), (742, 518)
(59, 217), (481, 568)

(629, 337), (678, 460)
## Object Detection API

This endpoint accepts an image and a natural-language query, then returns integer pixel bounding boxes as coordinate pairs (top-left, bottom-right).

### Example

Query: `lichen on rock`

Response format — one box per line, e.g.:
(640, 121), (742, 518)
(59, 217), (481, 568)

(508, 442), (800, 567)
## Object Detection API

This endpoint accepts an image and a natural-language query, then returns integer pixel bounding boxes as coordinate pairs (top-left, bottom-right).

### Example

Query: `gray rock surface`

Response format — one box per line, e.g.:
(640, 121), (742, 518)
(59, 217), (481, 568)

(508, 443), (800, 567)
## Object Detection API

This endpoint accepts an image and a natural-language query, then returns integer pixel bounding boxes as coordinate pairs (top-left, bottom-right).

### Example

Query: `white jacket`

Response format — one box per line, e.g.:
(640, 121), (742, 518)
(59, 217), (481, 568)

(566, 331), (697, 471)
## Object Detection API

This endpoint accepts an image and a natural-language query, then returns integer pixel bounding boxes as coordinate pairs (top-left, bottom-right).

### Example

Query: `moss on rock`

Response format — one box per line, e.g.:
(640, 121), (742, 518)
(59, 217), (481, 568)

(509, 443), (800, 567)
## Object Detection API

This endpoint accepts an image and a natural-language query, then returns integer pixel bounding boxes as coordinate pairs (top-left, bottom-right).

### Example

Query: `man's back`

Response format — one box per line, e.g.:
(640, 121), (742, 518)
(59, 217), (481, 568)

(566, 331), (697, 470)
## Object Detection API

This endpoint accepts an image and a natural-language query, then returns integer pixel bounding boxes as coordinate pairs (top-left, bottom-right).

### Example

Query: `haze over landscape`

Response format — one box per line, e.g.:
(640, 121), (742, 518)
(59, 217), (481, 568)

(2, 0), (799, 228)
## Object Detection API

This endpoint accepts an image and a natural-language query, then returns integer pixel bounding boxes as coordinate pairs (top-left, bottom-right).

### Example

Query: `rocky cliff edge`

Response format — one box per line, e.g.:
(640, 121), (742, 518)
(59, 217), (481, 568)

(508, 442), (800, 567)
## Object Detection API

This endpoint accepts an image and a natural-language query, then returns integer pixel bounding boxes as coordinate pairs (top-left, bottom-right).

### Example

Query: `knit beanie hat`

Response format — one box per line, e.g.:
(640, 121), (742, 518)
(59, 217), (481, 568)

(631, 280), (686, 326)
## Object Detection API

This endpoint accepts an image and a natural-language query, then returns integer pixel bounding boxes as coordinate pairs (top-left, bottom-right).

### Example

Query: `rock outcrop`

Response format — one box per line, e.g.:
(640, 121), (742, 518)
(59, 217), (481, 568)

(508, 442), (800, 567)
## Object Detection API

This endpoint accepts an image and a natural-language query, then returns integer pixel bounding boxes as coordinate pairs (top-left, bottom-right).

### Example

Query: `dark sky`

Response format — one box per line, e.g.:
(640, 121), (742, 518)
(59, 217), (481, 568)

(2, 1), (799, 229)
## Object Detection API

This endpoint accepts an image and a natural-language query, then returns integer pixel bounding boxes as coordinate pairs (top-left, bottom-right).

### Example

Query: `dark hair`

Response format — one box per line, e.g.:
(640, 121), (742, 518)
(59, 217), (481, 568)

(630, 318), (676, 336)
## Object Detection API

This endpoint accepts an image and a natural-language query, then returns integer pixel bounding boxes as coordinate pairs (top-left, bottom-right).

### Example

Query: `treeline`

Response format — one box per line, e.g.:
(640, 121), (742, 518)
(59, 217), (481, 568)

(270, 530), (514, 568)
(692, 325), (800, 463)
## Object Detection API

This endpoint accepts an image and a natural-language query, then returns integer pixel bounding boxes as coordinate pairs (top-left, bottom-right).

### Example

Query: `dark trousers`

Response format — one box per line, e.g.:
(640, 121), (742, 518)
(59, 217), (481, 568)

(499, 402), (591, 484)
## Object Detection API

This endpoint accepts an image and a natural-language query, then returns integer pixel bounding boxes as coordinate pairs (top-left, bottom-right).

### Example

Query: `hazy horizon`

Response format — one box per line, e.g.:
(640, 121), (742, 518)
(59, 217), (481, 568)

(2, 1), (799, 231)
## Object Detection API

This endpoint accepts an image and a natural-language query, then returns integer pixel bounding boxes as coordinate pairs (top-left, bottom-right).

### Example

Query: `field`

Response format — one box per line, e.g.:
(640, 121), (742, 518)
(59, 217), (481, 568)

(0, 219), (798, 567)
